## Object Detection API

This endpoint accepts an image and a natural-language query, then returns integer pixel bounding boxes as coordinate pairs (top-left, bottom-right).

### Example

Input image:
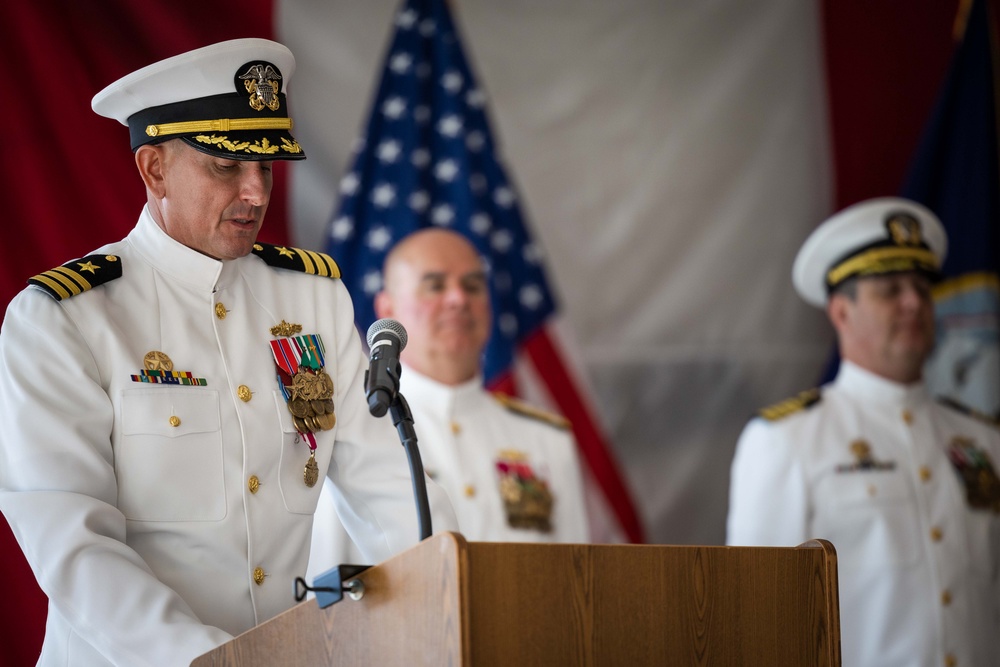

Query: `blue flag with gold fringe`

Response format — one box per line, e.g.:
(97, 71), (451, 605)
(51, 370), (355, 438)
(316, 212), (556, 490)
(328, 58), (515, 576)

(901, 0), (1000, 417)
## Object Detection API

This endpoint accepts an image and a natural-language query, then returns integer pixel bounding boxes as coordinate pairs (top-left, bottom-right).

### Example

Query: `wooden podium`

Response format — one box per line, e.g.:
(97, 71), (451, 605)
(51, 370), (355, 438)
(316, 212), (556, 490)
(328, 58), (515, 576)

(192, 532), (840, 666)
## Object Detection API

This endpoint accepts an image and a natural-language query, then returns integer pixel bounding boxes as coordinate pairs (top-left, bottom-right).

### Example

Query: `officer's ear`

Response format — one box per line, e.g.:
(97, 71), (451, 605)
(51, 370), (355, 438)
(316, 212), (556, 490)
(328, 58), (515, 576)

(373, 290), (394, 320)
(827, 293), (851, 336)
(135, 144), (167, 199)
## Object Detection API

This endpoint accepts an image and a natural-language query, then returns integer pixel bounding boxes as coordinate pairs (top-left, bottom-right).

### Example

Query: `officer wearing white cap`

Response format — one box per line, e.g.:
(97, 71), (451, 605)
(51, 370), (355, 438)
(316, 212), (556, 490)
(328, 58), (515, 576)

(0, 39), (457, 667)
(726, 197), (1000, 667)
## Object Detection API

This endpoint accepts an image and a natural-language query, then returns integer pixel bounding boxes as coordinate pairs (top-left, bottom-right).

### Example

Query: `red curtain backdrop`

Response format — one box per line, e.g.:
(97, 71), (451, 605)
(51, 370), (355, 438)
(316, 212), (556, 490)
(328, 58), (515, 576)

(0, 2), (962, 664)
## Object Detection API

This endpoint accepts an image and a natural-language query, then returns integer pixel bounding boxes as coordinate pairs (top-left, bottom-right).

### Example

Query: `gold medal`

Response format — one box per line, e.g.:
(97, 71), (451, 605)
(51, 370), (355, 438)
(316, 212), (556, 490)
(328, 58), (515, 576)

(316, 411), (336, 431)
(317, 369), (334, 397)
(289, 397), (310, 418)
(310, 399), (327, 415)
(304, 452), (319, 488)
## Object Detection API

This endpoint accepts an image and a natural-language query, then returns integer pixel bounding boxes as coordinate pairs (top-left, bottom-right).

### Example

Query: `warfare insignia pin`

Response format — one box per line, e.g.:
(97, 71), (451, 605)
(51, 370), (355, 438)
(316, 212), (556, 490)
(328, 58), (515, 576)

(835, 439), (896, 473)
(270, 320), (303, 338)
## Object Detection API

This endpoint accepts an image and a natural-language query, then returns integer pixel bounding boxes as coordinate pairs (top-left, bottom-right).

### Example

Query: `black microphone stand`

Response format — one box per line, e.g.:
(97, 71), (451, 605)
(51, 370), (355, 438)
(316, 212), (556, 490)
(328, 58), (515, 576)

(389, 391), (433, 541)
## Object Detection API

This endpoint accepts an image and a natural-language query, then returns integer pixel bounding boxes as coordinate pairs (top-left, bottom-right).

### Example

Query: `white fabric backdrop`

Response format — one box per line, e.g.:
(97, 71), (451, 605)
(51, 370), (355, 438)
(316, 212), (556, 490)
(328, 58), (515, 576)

(278, 0), (834, 545)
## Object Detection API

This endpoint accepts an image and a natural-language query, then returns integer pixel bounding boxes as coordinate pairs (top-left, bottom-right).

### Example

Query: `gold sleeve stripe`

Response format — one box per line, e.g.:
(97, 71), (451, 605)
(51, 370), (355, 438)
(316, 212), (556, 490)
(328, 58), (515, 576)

(294, 247), (317, 274)
(308, 249), (340, 278)
(52, 266), (93, 292)
(759, 388), (821, 421)
(30, 273), (73, 300)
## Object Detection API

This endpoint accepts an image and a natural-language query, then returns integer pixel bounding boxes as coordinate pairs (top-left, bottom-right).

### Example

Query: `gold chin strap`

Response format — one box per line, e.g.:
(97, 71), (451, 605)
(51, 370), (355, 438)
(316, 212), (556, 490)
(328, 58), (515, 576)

(145, 116), (293, 137)
(826, 246), (939, 287)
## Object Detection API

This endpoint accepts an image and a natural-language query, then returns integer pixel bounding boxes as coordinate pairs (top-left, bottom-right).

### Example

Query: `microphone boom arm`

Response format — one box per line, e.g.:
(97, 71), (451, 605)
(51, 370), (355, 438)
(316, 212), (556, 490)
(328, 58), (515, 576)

(388, 392), (433, 541)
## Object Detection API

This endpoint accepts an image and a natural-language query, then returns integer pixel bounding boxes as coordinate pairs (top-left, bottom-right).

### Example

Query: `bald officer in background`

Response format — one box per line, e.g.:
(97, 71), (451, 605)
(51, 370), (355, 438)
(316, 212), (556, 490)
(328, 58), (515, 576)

(308, 228), (589, 575)
(0, 39), (456, 667)
(726, 198), (1000, 667)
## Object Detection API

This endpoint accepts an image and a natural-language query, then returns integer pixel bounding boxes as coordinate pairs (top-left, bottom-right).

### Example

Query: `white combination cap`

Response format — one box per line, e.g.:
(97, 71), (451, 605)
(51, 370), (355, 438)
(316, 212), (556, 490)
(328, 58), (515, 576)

(792, 197), (947, 308)
(92, 38), (304, 160)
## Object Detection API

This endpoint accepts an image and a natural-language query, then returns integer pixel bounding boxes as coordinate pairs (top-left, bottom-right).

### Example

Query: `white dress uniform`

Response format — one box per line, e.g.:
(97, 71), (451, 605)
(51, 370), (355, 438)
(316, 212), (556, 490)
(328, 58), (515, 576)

(726, 360), (1000, 667)
(0, 208), (457, 667)
(308, 364), (589, 577)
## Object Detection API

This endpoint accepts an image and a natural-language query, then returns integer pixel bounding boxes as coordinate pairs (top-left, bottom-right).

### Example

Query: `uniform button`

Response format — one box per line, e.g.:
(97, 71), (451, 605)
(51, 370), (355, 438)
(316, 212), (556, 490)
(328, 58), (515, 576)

(237, 385), (253, 402)
(941, 589), (952, 606)
(450, 421), (461, 435)
(945, 653), (957, 667)
(930, 526), (943, 542)
(169, 415), (181, 427)
(248, 475), (260, 494)
(464, 484), (476, 498)
(253, 567), (267, 586)
(919, 466), (932, 482)
(902, 409), (913, 424)
(215, 303), (228, 320)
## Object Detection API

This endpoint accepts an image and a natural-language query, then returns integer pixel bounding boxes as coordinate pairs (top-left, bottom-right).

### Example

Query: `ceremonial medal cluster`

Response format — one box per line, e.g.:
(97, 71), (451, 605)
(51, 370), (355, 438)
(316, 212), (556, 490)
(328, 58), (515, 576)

(269, 322), (335, 488)
(495, 450), (554, 533)
(947, 436), (1000, 512)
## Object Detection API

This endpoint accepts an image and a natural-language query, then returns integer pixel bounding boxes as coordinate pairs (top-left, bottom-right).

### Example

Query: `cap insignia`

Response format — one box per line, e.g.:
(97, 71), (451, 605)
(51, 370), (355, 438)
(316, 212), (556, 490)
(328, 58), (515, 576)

(237, 62), (282, 112)
(885, 212), (923, 247)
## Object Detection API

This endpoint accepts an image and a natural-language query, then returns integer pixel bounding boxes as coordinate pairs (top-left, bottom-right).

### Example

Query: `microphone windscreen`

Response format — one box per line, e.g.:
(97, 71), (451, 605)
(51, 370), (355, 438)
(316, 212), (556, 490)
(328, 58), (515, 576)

(366, 318), (408, 350)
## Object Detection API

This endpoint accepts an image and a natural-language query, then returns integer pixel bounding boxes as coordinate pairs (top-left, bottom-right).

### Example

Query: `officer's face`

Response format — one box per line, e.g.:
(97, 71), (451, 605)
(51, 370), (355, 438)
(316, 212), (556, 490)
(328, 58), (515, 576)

(375, 229), (491, 384)
(829, 271), (936, 383)
(146, 141), (273, 260)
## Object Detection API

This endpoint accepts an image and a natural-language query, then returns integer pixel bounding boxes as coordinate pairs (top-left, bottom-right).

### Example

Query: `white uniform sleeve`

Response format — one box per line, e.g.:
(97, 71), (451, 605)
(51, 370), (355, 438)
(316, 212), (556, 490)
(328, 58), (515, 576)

(725, 417), (810, 547)
(0, 290), (232, 667)
(552, 429), (591, 543)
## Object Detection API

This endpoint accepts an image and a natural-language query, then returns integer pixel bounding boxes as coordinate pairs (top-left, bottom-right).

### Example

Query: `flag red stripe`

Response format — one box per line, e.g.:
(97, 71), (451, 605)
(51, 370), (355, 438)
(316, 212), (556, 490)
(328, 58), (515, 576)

(522, 327), (646, 544)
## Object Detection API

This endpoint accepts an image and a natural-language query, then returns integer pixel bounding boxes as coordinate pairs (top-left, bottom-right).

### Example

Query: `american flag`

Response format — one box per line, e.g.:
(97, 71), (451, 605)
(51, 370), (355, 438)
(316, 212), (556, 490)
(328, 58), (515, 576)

(326, 0), (645, 542)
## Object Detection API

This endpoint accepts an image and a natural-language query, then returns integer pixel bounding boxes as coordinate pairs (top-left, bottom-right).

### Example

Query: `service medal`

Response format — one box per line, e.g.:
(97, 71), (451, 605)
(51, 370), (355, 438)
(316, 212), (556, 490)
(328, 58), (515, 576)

(304, 451), (319, 488)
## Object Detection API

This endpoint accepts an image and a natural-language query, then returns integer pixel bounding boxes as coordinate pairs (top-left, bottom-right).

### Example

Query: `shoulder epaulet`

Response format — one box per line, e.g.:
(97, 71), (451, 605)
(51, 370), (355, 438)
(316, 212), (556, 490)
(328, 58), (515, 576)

(937, 395), (1000, 427)
(493, 393), (571, 431)
(27, 254), (122, 300)
(251, 243), (340, 278)
(758, 388), (822, 422)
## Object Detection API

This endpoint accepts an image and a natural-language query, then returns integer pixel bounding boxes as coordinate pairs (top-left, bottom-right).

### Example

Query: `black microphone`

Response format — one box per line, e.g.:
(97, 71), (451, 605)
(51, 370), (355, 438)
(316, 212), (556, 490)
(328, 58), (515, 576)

(365, 318), (408, 417)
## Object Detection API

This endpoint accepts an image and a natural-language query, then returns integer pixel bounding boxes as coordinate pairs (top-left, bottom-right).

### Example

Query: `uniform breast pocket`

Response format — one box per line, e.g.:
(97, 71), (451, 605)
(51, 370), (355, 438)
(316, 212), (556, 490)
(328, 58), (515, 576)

(817, 471), (921, 569)
(118, 389), (225, 521)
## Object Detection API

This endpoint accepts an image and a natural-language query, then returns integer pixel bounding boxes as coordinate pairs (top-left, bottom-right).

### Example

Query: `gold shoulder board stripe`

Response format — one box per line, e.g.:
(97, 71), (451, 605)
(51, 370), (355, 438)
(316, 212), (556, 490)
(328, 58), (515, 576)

(252, 243), (341, 278)
(493, 393), (571, 430)
(937, 396), (1000, 428)
(758, 388), (822, 422)
(27, 254), (122, 301)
